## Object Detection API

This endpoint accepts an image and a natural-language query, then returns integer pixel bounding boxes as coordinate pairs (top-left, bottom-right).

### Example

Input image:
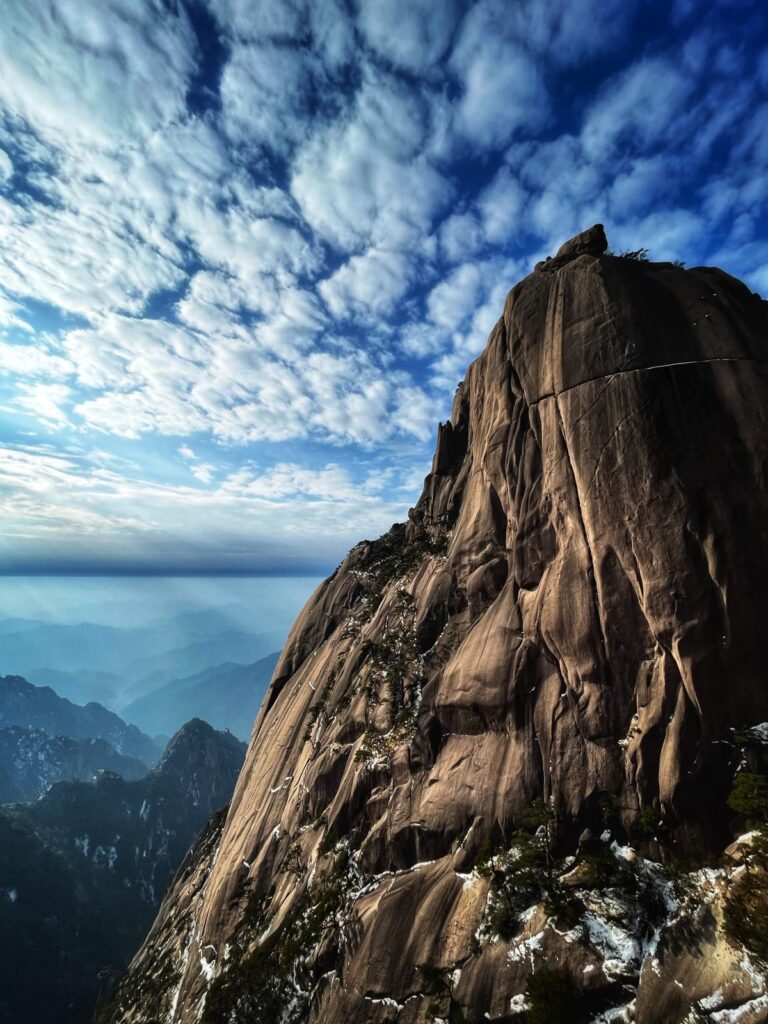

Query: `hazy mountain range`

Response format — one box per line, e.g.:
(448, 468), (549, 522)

(0, 606), (284, 740)
(122, 652), (279, 740)
(0, 674), (161, 765)
(0, 726), (147, 803)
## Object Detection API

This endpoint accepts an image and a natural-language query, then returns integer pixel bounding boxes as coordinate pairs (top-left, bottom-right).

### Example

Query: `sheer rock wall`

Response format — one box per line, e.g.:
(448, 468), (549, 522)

(107, 228), (768, 1023)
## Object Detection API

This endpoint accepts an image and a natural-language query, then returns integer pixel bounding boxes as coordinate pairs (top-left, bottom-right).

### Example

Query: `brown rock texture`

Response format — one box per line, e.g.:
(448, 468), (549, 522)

(106, 229), (768, 1023)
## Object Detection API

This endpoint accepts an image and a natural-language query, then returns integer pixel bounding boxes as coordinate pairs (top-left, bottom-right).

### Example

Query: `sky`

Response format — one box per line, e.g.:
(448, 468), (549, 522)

(0, 0), (766, 575)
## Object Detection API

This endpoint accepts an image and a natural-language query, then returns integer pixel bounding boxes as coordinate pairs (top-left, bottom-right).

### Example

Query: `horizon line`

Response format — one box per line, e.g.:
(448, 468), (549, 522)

(0, 569), (332, 579)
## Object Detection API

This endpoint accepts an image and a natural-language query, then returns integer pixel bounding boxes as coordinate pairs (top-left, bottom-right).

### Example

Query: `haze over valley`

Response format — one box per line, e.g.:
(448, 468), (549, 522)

(0, 575), (320, 739)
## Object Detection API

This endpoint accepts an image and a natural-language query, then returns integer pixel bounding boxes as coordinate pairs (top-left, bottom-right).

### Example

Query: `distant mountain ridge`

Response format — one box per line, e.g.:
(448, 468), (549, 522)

(123, 652), (280, 740)
(24, 666), (123, 708)
(120, 629), (284, 699)
(0, 613), (286, 708)
(0, 674), (161, 766)
(0, 725), (147, 802)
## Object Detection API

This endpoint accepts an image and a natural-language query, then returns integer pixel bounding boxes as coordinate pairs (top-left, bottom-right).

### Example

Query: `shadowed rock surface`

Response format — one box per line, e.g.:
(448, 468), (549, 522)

(105, 229), (768, 1023)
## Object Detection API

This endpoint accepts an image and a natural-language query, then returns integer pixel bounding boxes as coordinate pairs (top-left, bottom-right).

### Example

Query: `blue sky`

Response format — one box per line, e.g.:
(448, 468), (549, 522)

(0, 0), (766, 574)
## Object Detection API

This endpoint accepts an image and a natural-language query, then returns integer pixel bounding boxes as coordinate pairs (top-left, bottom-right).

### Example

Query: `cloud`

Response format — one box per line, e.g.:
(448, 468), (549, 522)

(582, 57), (693, 157)
(206, 0), (310, 43)
(0, 148), (12, 182)
(208, 0), (355, 68)
(0, 0), (196, 150)
(0, 341), (70, 379)
(437, 166), (528, 264)
(220, 43), (317, 154)
(255, 288), (328, 355)
(0, 441), (416, 572)
(191, 462), (216, 485)
(55, 307), (435, 448)
(399, 256), (523, 389)
(608, 156), (677, 216)
(291, 69), (452, 250)
(14, 383), (71, 428)
(224, 462), (360, 501)
(357, 0), (462, 72)
(476, 166), (527, 244)
(449, 23), (547, 150)
(442, 0), (637, 153)
(0, 186), (185, 318)
(319, 248), (416, 319)
(426, 263), (484, 328)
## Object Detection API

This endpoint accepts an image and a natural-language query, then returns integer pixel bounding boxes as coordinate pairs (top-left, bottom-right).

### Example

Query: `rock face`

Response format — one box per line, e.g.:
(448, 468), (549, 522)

(107, 231), (768, 1023)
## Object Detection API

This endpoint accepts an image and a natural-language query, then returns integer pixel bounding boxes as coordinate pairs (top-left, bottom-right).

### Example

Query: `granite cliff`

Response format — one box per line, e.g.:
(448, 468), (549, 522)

(105, 228), (768, 1024)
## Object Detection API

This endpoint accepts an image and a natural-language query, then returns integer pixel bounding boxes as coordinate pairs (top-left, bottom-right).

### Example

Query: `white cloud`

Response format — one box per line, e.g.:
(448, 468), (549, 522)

(0, 0), (196, 150)
(178, 444), (197, 460)
(191, 463), (216, 484)
(0, 441), (413, 571)
(0, 148), (12, 182)
(618, 207), (706, 263)
(0, 188), (185, 318)
(608, 156), (675, 216)
(748, 262), (768, 297)
(224, 462), (359, 501)
(357, 0), (462, 72)
(183, 204), (321, 292)
(443, 0), (639, 153)
(448, 5), (548, 150)
(399, 256), (523, 391)
(582, 57), (692, 157)
(208, 0), (354, 68)
(476, 166), (527, 244)
(206, 0), (309, 42)
(438, 212), (485, 265)
(255, 289), (328, 355)
(291, 69), (452, 250)
(0, 341), (70, 379)
(319, 248), (415, 319)
(437, 167), (528, 264)
(53, 306), (435, 448)
(427, 263), (484, 328)
(220, 43), (316, 154)
(14, 383), (71, 428)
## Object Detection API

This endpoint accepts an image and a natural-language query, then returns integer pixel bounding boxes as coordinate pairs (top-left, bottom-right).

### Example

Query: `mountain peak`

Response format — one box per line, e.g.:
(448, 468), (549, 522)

(109, 236), (768, 1024)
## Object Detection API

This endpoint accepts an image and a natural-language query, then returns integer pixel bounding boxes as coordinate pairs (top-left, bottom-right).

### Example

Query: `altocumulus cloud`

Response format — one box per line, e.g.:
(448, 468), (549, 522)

(0, 0), (766, 571)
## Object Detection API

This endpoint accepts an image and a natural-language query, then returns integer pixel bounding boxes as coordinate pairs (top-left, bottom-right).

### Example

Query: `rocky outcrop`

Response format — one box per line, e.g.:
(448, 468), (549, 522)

(106, 230), (768, 1023)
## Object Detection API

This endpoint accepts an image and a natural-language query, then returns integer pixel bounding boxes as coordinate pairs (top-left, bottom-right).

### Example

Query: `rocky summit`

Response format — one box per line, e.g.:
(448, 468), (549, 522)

(105, 229), (768, 1024)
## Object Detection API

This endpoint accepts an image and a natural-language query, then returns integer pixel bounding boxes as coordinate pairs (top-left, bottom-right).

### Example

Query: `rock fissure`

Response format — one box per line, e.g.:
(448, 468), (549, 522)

(527, 353), (768, 407)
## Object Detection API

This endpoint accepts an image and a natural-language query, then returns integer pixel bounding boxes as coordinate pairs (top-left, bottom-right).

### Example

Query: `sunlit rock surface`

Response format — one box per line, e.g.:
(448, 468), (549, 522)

(106, 229), (768, 1024)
